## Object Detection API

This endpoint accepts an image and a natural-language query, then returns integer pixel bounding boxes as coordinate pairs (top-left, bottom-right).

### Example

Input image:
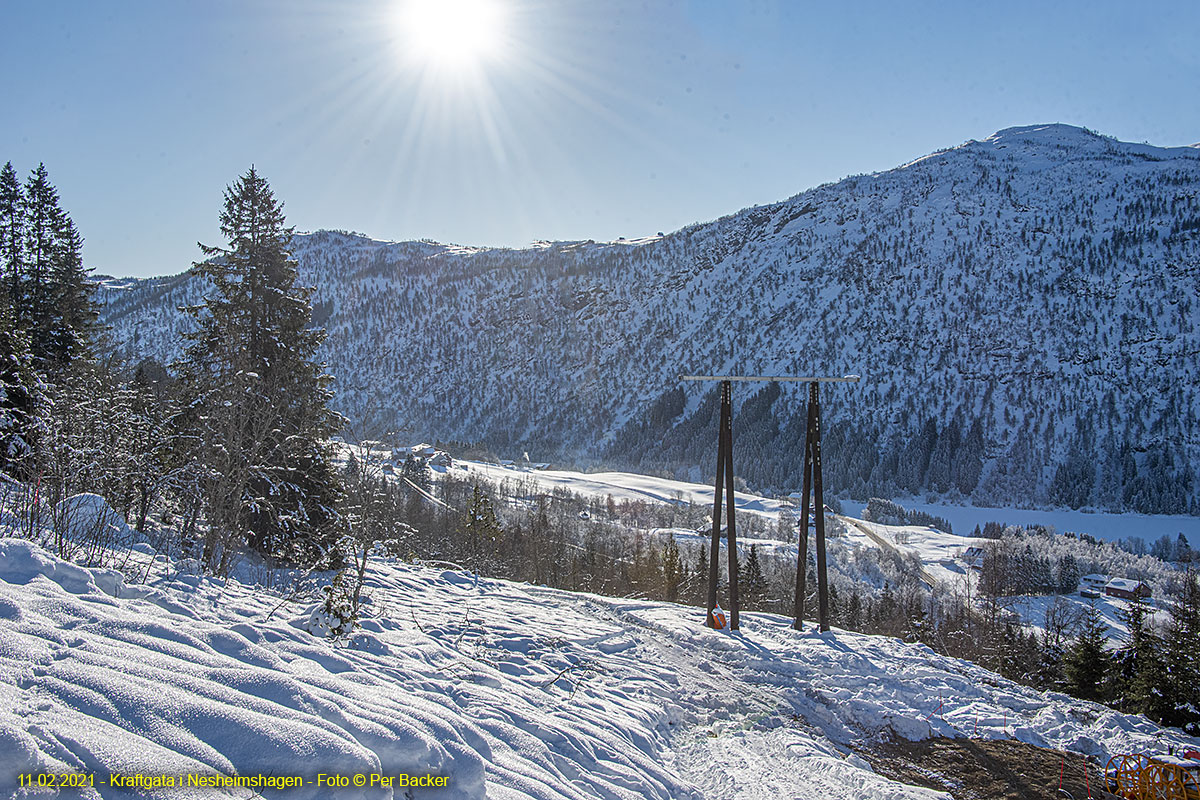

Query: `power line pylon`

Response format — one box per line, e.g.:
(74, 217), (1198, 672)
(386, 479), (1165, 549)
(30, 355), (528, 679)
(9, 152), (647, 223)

(680, 375), (858, 633)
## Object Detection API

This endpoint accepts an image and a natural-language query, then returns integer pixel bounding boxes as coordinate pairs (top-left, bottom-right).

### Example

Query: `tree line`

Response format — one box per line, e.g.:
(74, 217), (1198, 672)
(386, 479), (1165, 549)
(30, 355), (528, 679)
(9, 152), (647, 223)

(1, 163), (344, 577)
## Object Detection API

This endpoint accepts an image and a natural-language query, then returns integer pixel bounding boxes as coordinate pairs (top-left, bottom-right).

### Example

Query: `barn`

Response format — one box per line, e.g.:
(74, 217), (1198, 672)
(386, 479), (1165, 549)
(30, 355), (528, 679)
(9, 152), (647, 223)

(1105, 577), (1152, 601)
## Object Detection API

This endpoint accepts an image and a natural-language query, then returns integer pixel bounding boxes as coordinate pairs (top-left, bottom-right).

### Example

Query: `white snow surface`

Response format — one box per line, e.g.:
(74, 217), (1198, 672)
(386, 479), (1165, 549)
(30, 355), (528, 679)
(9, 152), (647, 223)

(3, 536), (1199, 799)
(840, 500), (1200, 547)
(457, 461), (790, 521)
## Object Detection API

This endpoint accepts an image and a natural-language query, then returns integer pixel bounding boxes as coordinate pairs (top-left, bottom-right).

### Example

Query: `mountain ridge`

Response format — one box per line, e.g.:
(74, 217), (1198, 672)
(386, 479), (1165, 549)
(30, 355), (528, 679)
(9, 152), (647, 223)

(97, 124), (1200, 513)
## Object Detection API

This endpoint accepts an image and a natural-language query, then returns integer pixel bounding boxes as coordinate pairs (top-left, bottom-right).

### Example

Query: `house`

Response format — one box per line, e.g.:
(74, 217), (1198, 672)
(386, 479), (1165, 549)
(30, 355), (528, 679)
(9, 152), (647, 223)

(1105, 577), (1152, 601)
(410, 443), (436, 459)
(962, 546), (986, 569)
(430, 451), (453, 468)
(1080, 574), (1109, 592)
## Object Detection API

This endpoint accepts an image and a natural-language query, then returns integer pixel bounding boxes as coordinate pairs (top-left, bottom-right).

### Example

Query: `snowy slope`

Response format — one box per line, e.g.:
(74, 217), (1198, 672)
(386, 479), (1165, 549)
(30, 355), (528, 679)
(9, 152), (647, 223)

(838, 518), (1172, 640)
(5, 534), (1198, 800)
(96, 123), (1200, 514)
(431, 456), (1185, 641)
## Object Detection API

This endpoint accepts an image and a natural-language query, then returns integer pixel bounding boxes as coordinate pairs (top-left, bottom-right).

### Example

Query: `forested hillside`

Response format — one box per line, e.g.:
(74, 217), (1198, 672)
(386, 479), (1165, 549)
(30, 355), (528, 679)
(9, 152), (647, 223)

(98, 124), (1200, 513)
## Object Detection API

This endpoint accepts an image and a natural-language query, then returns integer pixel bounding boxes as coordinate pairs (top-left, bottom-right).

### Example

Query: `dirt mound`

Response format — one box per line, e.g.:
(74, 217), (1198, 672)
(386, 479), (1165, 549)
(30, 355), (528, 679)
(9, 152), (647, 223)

(860, 736), (1116, 800)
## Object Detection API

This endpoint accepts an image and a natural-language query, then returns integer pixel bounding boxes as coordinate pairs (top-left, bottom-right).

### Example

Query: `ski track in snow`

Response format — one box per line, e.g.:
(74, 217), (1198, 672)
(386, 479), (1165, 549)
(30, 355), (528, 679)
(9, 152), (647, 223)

(2, 536), (1198, 800)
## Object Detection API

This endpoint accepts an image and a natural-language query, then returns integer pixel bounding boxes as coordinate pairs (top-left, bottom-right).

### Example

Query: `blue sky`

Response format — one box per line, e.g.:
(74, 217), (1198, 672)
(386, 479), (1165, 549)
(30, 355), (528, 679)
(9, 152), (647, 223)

(3, 0), (1198, 278)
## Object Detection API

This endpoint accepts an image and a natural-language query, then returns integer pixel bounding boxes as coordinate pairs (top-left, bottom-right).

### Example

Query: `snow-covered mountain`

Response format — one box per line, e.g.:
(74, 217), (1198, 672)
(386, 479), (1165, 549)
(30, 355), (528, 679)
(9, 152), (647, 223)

(97, 124), (1200, 514)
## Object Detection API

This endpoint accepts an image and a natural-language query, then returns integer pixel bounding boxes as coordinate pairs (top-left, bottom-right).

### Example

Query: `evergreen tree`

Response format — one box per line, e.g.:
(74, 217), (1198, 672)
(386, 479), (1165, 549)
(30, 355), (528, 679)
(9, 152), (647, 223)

(0, 298), (41, 477)
(1111, 596), (1169, 720)
(0, 163), (98, 369)
(0, 162), (23, 303)
(661, 530), (682, 602)
(45, 214), (95, 365)
(176, 167), (343, 570)
(1055, 553), (1081, 594)
(22, 164), (61, 354)
(460, 485), (502, 573)
(953, 418), (985, 495)
(925, 416), (960, 494)
(1063, 601), (1110, 702)
(1162, 570), (1200, 733)
(845, 589), (863, 631)
(695, 545), (709, 605)
(741, 544), (767, 610)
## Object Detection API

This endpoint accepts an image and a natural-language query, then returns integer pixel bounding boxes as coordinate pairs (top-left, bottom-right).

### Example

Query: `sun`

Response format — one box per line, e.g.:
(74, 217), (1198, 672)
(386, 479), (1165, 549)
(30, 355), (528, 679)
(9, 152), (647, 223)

(399, 0), (508, 72)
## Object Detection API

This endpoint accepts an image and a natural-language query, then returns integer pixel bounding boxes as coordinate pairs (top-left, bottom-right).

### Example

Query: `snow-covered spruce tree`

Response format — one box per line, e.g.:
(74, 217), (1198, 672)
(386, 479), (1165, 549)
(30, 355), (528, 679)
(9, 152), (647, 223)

(0, 161), (97, 483)
(176, 168), (343, 572)
(45, 214), (96, 366)
(0, 296), (43, 478)
(661, 530), (682, 602)
(1110, 596), (1170, 721)
(694, 544), (708, 605)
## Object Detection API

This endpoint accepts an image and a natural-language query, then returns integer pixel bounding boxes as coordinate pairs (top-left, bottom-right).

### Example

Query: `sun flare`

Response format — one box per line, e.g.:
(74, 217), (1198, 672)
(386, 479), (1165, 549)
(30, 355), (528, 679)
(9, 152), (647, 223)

(399, 0), (508, 71)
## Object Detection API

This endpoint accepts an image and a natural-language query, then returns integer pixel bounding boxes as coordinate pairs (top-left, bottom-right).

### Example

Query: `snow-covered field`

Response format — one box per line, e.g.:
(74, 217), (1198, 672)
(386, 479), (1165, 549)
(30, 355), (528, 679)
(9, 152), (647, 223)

(3, 532), (1199, 800)
(455, 462), (791, 522)
(840, 500), (1200, 546)
(836, 518), (988, 589)
(453, 459), (1199, 551)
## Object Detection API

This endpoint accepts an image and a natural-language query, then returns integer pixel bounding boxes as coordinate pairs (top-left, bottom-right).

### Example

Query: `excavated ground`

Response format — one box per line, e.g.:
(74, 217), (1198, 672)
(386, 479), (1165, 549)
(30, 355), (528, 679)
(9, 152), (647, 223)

(860, 737), (1121, 800)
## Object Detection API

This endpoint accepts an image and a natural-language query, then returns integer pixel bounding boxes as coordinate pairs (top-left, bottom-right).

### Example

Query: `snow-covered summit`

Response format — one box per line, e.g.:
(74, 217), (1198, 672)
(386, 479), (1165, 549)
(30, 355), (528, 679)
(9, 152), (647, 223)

(978, 122), (1200, 159)
(981, 123), (1108, 149)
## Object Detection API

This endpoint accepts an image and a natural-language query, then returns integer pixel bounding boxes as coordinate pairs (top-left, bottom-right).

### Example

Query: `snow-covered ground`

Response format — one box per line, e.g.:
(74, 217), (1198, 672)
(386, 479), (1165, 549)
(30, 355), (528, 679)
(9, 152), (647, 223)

(452, 459), (1199, 551)
(836, 518), (989, 589)
(839, 518), (1165, 639)
(435, 459), (1183, 643)
(840, 500), (1200, 546)
(456, 461), (791, 522)
(3, 531), (1199, 800)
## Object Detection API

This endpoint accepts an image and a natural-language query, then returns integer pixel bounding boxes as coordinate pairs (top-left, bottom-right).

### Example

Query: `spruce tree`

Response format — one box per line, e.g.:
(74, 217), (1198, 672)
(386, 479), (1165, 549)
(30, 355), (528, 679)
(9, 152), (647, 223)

(0, 162), (23, 304)
(22, 164), (61, 354)
(46, 214), (95, 365)
(661, 530), (682, 602)
(177, 167), (343, 570)
(742, 544), (767, 611)
(460, 485), (502, 573)
(0, 297), (41, 477)
(695, 545), (709, 605)
(1063, 601), (1110, 702)
(1112, 596), (1169, 719)
(0, 163), (97, 369)
(1162, 570), (1200, 733)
